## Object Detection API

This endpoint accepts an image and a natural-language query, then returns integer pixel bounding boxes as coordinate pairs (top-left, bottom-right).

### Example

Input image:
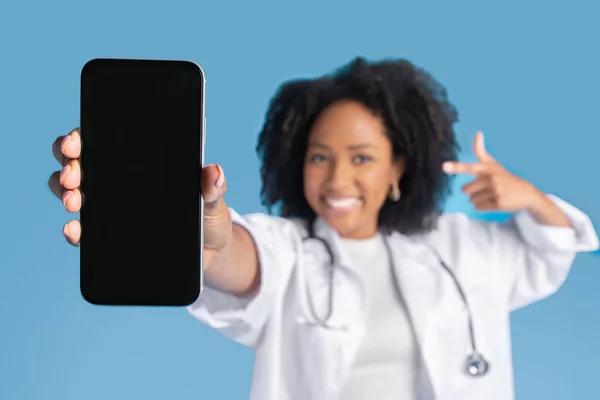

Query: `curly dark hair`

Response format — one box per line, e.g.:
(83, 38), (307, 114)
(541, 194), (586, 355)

(256, 57), (460, 235)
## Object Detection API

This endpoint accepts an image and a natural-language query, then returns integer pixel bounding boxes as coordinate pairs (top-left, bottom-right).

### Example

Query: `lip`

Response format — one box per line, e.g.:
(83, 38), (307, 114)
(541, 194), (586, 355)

(321, 196), (362, 216)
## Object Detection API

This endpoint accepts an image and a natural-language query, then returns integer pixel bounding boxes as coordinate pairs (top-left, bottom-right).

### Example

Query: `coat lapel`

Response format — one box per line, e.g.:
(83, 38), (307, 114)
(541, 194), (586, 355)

(385, 232), (448, 397)
(309, 219), (450, 397)
(312, 217), (369, 322)
(311, 218), (447, 340)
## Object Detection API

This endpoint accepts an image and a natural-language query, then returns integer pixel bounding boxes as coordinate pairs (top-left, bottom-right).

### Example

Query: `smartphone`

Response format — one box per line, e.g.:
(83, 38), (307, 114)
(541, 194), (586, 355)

(79, 58), (205, 306)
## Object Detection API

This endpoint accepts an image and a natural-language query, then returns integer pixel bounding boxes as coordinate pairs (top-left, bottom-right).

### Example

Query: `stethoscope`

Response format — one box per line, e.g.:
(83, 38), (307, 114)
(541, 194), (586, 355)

(299, 221), (490, 378)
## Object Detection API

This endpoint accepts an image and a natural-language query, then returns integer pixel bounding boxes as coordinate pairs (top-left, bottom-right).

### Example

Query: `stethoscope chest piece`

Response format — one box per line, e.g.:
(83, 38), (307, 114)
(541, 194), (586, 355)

(465, 352), (490, 377)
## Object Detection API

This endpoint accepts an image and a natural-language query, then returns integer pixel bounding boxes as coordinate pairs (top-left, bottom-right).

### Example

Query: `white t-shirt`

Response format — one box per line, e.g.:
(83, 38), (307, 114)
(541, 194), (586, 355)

(337, 233), (422, 400)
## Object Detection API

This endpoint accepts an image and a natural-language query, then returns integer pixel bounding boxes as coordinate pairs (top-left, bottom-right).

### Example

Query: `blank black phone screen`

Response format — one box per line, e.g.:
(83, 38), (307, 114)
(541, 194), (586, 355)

(80, 58), (204, 306)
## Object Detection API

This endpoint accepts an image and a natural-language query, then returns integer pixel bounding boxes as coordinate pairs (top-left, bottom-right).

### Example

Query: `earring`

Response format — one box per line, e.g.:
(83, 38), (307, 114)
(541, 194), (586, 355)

(389, 182), (401, 202)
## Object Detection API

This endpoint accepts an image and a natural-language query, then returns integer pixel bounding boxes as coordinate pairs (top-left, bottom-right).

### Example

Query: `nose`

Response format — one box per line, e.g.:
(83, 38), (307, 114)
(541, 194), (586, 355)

(326, 160), (354, 191)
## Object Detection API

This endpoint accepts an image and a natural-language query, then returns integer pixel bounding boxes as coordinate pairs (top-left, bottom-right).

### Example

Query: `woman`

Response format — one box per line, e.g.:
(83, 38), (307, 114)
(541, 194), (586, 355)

(49, 58), (598, 400)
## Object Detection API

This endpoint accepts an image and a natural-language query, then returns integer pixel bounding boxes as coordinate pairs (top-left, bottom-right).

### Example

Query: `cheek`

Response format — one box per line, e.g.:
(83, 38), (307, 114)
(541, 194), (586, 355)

(303, 167), (321, 201)
(360, 169), (390, 203)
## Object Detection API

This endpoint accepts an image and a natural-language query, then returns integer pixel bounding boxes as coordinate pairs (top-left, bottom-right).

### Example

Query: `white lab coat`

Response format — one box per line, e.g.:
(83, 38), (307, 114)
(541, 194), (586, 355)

(188, 195), (599, 400)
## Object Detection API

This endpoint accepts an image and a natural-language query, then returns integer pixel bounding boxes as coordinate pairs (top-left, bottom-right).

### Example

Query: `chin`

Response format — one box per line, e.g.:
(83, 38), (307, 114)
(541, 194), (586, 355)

(321, 214), (369, 239)
(325, 218), (356, 235)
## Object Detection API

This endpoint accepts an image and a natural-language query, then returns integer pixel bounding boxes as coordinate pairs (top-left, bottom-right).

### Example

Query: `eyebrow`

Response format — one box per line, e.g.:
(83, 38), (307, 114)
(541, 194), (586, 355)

(308, 142), (377, 150)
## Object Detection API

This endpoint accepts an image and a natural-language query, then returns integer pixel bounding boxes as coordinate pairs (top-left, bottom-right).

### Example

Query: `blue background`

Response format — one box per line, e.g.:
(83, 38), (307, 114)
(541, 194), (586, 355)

(1, 0), (598, 399)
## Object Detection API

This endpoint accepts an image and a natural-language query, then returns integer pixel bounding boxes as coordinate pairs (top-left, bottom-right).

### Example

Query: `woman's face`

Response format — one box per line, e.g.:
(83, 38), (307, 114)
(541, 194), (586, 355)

(303, 100), (405, 239)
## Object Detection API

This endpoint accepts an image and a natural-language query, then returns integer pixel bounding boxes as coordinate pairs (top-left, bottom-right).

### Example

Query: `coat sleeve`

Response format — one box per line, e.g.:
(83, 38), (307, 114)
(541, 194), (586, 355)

(469, 194), (599, 311)
(186, 209), (298, 348)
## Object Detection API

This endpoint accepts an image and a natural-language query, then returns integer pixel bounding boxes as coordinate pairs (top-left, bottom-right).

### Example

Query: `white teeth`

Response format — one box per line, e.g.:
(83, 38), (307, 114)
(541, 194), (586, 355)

(325, 198), (361, 209)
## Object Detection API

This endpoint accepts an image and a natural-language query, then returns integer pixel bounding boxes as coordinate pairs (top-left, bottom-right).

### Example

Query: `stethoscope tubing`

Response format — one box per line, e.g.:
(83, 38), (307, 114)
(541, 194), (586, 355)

(299, 221), (490, 377)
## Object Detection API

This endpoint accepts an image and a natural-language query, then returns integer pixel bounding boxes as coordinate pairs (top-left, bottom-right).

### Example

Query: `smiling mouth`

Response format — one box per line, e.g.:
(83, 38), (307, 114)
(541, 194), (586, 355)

(323, 197), (362, 214)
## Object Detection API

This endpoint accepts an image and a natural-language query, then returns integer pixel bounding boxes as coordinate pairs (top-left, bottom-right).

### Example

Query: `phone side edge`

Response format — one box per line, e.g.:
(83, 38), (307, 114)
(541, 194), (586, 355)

(195, 61), (207, 305)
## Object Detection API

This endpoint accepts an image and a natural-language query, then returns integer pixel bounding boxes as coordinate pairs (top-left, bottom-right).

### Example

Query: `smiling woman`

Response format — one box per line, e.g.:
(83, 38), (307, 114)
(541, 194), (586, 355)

(49, 56), (599, 400)
(256, 58), (460, 238)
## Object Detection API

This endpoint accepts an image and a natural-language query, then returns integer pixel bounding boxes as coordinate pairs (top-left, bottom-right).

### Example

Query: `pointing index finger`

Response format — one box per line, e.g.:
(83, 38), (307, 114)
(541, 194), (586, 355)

(443, 161), (490, 175)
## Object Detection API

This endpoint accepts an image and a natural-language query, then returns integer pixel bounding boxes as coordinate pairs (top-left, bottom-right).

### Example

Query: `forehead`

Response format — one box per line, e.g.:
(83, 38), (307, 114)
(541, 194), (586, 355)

(309, 100), (388, 146)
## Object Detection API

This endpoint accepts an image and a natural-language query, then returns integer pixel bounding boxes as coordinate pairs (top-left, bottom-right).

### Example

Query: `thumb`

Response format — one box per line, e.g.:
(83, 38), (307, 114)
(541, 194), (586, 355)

(474, 131), (494, 162)
(201, 164), (227, 215)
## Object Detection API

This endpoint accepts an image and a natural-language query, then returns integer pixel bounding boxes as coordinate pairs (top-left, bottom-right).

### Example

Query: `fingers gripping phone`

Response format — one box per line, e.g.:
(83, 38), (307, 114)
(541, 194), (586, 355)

(80, 58), (205, 306)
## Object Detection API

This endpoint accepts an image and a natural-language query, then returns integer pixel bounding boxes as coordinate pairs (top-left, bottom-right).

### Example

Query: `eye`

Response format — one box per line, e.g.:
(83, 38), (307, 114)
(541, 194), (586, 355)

(352, 155), (372, 164)
(308, 153), (328, 163)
